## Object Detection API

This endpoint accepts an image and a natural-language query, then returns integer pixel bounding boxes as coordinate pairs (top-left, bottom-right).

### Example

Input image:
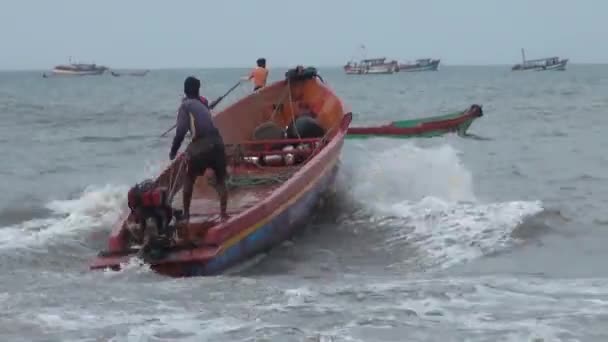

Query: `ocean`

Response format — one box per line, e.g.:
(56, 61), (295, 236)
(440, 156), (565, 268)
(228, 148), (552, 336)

(1, 65), (607, 341)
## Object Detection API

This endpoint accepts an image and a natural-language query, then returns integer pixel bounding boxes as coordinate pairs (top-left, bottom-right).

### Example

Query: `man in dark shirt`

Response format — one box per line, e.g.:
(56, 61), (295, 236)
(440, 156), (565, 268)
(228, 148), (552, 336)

(170, 76), (228, 221)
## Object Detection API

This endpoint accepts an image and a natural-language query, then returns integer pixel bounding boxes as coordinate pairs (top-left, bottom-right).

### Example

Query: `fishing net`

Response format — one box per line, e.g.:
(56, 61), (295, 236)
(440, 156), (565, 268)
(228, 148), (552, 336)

(207, 169), (296, 190)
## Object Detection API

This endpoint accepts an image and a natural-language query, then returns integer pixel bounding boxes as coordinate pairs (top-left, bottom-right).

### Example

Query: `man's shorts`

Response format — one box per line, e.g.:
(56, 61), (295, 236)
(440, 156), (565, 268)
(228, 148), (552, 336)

(185, 135), (227, 183)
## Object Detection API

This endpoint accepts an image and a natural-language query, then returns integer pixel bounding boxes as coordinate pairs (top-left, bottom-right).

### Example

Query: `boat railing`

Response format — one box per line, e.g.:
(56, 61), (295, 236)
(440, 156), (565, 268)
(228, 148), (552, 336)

(231, 137), (322, 150)
(224, 137), (326, 167)
(236, 147), (316, 158)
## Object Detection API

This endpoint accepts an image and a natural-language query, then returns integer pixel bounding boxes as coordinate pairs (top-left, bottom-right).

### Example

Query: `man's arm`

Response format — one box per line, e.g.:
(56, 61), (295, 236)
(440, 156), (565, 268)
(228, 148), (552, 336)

(208, 98), (220, 109)
(240, 69), (254, 81)
(170, 104), (189, 159)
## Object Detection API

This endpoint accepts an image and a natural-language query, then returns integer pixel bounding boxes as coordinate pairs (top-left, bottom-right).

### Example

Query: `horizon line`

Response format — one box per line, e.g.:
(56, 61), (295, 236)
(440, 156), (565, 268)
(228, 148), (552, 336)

(2, 62), (608, 72)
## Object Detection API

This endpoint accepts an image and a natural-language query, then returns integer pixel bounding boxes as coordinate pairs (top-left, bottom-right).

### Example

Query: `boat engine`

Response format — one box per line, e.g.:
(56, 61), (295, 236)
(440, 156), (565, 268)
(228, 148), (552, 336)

(126, 179), (176, 259)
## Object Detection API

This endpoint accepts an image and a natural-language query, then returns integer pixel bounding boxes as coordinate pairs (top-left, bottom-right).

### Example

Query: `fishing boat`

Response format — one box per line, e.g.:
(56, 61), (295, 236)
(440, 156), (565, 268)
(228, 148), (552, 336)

(344, 58), (398, 75)
(50, 61), (108, 76)
(346, 104), (483, 139)
(110, 70), (150, 77)
(90, 66), (353, 277)
(396, 58), (440, 72)
(511, 48), (568, 71)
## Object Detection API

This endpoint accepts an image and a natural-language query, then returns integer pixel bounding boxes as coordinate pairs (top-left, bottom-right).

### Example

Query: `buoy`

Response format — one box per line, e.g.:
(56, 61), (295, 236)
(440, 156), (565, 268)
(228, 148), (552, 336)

(294, 144), (313, 163)
(263, 155), (283, 166)
(282, 145), (295, 166)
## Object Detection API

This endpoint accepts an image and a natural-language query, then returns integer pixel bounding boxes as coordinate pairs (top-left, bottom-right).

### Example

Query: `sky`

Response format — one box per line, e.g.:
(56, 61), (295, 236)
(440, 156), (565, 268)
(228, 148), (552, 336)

(0, 0), (606, 70)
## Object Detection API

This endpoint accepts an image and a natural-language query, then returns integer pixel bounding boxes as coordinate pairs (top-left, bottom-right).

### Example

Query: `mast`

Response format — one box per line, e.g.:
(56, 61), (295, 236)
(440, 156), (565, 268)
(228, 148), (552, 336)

(521, 48), (526, 64)
(360, 44), (367, 61)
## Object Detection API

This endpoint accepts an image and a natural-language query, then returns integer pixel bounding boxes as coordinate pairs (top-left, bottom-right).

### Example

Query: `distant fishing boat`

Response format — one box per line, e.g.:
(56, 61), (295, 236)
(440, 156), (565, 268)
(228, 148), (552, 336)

(511, 48), (568, 71)
(50, 60), (108, 76)
(343, 44), (398, 75)
(344, 58), (398, 75)
(110, 70), (150, 77)
(396, 58), (440, 72)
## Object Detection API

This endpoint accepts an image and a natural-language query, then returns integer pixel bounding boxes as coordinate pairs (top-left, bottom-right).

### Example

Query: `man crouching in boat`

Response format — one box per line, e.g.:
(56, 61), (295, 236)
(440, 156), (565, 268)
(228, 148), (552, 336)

(170, 76), (229, 222)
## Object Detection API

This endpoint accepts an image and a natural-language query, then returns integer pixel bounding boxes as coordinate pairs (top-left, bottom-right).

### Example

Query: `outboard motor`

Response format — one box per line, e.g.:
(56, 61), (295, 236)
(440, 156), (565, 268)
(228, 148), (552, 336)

(126, 179), (176, 260)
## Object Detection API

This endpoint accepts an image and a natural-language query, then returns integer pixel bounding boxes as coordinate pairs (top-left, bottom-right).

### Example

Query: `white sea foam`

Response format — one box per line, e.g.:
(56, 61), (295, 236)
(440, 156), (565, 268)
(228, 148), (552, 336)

(0, 159), (172, 252)
(342, 141), (544, 268)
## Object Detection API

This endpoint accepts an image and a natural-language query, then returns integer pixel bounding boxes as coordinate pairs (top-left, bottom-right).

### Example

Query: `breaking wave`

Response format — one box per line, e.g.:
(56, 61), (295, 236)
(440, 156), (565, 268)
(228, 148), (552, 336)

(0, 158), (170, 253)
(0, 184), (127, 251)
(339, 140), (544, 269)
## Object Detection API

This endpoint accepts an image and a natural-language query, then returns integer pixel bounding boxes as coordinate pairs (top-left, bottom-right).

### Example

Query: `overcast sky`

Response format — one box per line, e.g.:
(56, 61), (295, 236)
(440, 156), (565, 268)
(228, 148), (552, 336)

(0, 0), (605, 70)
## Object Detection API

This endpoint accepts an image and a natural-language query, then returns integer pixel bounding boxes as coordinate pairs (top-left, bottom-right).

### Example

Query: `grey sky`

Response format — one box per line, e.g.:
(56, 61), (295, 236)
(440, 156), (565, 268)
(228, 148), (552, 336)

(0, 0), (605, 70)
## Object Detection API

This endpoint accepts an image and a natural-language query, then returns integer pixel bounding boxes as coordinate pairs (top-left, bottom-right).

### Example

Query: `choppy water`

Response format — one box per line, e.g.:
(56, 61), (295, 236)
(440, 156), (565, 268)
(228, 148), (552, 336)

(1, 65), (608, 341)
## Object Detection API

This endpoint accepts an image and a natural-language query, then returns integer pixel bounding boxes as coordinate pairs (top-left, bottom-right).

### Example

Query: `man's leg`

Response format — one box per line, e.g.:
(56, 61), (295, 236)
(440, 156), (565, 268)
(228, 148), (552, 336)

(216, 178), (228, 219)
(212, 143), (229, 219)
(182, 173), (195, 220)
(183, 141), (208, 221)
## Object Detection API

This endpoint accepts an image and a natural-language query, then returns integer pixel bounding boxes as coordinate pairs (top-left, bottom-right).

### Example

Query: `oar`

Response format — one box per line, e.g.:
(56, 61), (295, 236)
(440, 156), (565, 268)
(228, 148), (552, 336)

(160, 80), (243, 137)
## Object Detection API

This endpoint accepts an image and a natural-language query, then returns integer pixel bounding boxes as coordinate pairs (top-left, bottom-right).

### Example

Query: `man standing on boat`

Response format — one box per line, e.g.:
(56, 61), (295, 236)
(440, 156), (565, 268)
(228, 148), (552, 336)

(170, 76), (229, 222)
(242, 58), (268, 91)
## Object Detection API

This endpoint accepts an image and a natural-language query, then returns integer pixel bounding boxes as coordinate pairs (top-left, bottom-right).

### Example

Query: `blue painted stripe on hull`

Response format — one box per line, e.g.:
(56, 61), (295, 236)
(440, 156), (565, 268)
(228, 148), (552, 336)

(185, 164), (339, 277)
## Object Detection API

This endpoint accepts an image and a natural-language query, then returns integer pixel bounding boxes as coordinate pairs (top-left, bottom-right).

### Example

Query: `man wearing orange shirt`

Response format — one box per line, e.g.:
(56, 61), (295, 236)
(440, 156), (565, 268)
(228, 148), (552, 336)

(242, 58), (268, 92)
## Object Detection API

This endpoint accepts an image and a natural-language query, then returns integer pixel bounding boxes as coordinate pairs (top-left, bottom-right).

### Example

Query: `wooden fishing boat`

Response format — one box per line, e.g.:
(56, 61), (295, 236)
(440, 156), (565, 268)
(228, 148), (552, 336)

(511, 48), (568, 71)
(110, 70), (150, 77)
(90, 66), (352, 277)
(346, 104), (483, 139)
(396, 58), (440, 72)
(50, 58), (108, 76)
(344, 58), (398, 75)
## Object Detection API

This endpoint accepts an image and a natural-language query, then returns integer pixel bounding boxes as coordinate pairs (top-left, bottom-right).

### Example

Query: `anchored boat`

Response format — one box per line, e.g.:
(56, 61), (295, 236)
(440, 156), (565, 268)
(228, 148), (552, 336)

(90, 66), (352, 277)
(344, 58), (398, 75)
(511, 48), (568, 71)
(50, 61), (108, 76)
(347, 104), (483, 139)
(396, 58), (440, 72)
(110, 70), (150, 77)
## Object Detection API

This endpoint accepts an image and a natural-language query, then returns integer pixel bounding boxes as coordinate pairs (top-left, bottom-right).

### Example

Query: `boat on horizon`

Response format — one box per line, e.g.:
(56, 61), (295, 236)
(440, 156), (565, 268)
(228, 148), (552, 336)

(343, 45), (398, 75)
(396, 58), (440, 72)
(344, 57), (398, 75)
(89, 66), (353, 277)
(110, 69), (150, 77)
(511, 48), (568, 71)
(48, 60), (108, 76)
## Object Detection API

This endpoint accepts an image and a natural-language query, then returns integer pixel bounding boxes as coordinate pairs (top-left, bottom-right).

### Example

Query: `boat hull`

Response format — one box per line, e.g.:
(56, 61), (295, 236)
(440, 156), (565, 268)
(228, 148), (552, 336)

(512, 59), (568, 71)
(186, 160), (340, 276)
(397, 60), (440, 72)
(346, 104), (483, 139)
(344, 66), (395, 74)
(111, 70), (150, 77)
(51, 69), (106, 76)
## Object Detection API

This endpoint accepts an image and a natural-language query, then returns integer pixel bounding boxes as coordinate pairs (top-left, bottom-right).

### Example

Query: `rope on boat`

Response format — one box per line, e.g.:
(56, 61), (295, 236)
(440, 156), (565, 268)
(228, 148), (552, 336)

(286, 79), (302, 139)
(167, 157), (186, 201)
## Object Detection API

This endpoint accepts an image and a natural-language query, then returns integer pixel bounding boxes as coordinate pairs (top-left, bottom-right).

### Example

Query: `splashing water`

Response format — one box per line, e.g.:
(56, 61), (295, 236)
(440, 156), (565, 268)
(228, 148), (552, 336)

(0, 156), (174, 253)
(341, 141), (544, 269)
(0, 184), (128, 251)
